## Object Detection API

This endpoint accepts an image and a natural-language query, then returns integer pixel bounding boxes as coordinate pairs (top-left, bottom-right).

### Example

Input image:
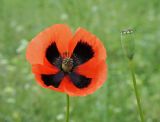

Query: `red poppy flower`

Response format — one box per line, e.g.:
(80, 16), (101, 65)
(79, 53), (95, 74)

(26, 24), (107, 96)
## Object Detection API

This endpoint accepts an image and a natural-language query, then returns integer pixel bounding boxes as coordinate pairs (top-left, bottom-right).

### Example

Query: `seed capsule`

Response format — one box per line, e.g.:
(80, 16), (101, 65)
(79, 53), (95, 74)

(121, 29), (135, 60)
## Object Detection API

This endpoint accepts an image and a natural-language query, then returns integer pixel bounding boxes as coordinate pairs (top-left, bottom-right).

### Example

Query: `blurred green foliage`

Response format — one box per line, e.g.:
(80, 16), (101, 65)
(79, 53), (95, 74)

(0, 0), (160, 122)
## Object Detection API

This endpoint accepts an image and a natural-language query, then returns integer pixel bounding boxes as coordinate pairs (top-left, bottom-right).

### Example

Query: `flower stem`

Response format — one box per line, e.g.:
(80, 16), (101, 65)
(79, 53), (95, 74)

(66, 94), (70, 122)
(128, 59), (144, 122)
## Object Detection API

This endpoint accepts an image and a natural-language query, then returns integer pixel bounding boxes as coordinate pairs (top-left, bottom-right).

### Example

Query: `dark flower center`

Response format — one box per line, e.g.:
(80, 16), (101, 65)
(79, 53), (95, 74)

(42, 41), (94, 89)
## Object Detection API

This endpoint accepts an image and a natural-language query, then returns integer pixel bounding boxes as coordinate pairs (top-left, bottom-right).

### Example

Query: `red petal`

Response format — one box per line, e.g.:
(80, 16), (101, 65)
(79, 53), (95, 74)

(32, 64), (58, 74)
(75, 59), (106, 78)
(62, 62), (107, 96)
(26, 24), (72, 65)
(68, 28), (106, 62)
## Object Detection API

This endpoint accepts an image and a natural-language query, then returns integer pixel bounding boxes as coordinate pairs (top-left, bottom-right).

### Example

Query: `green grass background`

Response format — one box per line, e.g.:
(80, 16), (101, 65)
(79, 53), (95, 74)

(0, 0), (160, 122)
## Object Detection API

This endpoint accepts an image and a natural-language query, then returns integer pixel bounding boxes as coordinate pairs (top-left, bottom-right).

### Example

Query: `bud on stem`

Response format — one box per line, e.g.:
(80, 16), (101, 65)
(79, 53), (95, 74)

(121, 29), (135, 60)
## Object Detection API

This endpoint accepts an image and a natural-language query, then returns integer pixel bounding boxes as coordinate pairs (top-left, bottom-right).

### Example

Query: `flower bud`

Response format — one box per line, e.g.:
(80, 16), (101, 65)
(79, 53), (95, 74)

(121, 29), (135, 60)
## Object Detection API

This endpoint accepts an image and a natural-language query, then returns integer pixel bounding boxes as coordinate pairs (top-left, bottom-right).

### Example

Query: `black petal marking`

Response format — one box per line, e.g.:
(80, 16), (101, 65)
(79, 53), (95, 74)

(46, 43), (62, 68)
(41, 71), (65, 88)
(69, 72), (91, 88)
(71, 41), (94, 66)
(71, 54), (81, 67)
